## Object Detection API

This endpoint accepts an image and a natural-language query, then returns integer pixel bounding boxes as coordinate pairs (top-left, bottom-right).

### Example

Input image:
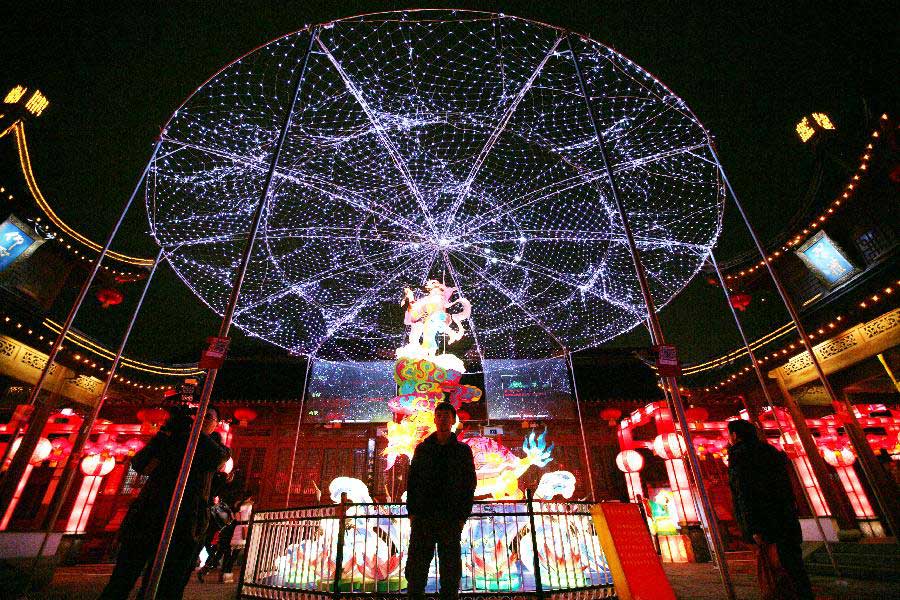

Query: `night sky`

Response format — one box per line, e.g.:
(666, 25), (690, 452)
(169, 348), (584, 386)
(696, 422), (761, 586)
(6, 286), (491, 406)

(2, 2), (896, 375)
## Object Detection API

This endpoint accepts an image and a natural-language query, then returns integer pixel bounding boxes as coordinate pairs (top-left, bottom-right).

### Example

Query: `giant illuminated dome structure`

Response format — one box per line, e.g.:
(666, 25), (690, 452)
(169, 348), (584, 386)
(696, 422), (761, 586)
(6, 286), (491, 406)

(147, 10), (723, 368)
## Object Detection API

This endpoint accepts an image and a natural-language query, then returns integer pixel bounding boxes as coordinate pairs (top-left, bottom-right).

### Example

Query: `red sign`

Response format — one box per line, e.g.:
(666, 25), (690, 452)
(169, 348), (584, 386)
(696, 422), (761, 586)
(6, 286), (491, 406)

(198, 336), (231, 369)
(590, 502), (676, 600)
(654, 344), (681, 377)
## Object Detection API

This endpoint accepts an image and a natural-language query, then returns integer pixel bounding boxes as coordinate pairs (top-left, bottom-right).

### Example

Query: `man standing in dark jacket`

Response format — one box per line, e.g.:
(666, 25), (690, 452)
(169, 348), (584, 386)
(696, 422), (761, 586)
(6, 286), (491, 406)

(99, 405), (230, 599)
(405, 402), (477, 600)
(727, 418), (813, 600)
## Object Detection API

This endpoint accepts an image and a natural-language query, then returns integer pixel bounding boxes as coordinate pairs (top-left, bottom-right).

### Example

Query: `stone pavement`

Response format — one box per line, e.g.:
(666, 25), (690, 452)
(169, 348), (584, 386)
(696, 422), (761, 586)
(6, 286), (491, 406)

(27, 563), (900, 599)
(664, 562), (900, 599)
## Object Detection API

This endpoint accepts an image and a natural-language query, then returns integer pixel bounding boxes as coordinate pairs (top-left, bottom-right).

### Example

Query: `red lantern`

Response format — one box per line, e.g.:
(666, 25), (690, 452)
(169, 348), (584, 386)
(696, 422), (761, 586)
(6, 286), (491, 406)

(49, 438), (73, 465)
(729, 293), (751, 312)
(95, 287), (124, 309)
(137, 407), (169, 434)
(232, 408), (258, 427)
(600, 408), (622, 427)
(123, 438), (145, 456)
(615, 449), (644, 473)
(685, 407), (708, 422)
(652, 433), (687, 459)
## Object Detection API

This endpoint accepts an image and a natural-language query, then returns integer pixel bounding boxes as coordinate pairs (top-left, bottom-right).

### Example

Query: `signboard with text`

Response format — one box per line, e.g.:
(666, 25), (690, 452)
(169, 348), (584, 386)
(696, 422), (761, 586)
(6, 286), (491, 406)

(590, 502), (676, 600)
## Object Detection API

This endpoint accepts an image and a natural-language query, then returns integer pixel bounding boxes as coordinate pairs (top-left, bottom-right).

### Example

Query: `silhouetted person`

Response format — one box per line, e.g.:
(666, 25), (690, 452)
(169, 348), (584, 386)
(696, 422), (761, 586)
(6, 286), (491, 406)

(727, 419), (813, 600)
(99, 405), (229, 599)
(405, 402), (476, 600)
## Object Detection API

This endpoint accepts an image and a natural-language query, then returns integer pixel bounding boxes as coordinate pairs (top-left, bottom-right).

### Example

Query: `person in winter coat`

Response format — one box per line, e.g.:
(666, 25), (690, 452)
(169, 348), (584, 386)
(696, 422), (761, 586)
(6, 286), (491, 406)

(98, 405), (230, 599)
(727, 418), (813, 600)
(405, 402), (477, 600)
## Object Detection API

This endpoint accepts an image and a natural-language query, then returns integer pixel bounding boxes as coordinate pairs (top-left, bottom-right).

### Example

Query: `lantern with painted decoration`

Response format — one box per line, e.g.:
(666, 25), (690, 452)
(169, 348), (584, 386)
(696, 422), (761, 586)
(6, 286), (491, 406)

(8, 437), (53, 465)
(652, 433), (687, 459)
(81, 454), (116, 476)
(822, 446), (856, 468)
(615, 449), (644, 473)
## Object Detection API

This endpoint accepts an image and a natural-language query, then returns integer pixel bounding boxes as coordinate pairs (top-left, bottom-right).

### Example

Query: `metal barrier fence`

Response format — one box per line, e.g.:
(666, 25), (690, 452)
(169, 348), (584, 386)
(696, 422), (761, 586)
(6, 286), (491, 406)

(239, 496), (616, 599)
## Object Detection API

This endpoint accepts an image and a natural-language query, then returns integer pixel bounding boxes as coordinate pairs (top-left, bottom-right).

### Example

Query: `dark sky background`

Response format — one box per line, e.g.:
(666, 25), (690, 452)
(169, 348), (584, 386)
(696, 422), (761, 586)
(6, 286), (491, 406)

(1, 1), (896, 375)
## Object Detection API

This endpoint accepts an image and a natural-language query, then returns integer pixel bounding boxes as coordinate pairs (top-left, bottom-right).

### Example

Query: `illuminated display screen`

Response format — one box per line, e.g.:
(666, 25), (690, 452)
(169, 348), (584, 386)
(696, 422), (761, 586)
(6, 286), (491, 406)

(303, 360), (396, 423)
(0, 217), (36, 273)
(796, 231), (857, 287)
(484, 358), (575, 420)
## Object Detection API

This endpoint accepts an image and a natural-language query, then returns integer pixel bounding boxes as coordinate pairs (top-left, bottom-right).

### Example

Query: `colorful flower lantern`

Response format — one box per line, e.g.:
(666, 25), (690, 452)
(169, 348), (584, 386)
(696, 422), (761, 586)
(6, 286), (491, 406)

(615, 449), (644, 473)
(652, 433), (687, 460)
(232, 408), (258, 427)
(9, 437), (53, 465)
(81, 454), (116, 477)
(600, 408), (622, 427)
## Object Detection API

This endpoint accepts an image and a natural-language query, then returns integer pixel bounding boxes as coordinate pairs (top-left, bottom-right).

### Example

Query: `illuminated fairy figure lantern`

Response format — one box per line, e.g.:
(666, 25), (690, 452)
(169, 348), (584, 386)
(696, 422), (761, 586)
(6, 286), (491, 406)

(396, 280), (471, 373)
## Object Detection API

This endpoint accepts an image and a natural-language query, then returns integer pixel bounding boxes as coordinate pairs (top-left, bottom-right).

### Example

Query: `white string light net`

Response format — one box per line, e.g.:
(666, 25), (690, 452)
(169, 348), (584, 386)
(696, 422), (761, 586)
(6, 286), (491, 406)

(147, 10), (723, 368)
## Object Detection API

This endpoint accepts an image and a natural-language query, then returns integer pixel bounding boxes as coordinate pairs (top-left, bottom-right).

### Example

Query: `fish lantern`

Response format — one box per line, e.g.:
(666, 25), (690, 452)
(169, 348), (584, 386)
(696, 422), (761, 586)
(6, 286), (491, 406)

(652, 433), (687, 460)
(615, 449), (644, 473)
(729, 293), (751, 312)
(81, 454), (116, 477)
(137, 407), (169, 434)
(95, 287), (124, 309)
(233, 408), (258, 427)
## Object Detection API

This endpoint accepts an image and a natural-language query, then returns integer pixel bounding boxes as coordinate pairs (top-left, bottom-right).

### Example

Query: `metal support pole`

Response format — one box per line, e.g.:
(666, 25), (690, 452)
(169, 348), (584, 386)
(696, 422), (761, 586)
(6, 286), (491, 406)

(567, 35), (735, 599)
(0, 141), (162, 514)
(709, 251), (842, 576)
(144, 27), (319, 598)
(566, 351), (595, 501)
(25, 247), (164, 582)
(708, 143), (900, 537)
(286, 358), (312, 508)
(525, 488), (544, 600)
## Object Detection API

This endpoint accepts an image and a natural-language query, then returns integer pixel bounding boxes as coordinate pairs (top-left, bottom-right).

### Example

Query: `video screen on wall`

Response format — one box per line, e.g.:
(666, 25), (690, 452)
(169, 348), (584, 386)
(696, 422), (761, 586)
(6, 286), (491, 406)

(483, 358), (576, 420)
(303, 360), (396, 423)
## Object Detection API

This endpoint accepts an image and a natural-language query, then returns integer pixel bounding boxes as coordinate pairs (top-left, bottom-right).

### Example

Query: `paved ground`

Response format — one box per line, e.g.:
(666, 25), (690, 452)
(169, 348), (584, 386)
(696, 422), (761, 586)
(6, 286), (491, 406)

(664, 563), (900, 599)
(27, 563), (900, 599)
